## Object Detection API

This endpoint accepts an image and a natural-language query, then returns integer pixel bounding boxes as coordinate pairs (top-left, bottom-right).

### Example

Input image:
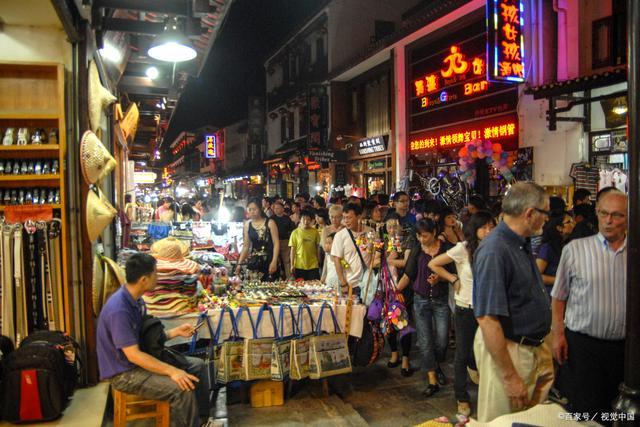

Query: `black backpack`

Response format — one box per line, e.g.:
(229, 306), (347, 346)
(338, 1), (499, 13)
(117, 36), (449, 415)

(349, 318), (385, 367)
(0, 335), (15, 421)
(2, 331), (80, 423)
(140, 315), (190, 371)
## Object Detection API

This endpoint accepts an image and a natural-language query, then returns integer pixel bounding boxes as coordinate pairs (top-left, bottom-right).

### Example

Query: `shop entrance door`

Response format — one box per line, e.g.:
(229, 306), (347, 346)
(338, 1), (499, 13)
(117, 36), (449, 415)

(365, 174), (386, 197)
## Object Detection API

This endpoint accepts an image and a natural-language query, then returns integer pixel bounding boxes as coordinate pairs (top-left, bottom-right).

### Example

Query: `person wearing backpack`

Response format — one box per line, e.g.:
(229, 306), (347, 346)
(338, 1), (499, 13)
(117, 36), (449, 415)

(96, 253), (210, 427)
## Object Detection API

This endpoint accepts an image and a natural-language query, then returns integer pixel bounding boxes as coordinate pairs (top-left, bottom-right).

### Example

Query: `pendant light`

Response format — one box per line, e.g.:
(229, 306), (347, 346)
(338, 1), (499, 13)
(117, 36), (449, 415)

(148, 17), (197, 62)
(612, 97), (628, 115)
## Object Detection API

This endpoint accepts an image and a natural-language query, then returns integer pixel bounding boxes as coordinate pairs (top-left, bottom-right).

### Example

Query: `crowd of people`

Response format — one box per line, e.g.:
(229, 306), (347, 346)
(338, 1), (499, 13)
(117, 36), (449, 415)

(232, 185), (627, 423)
(99, 182), (628, 426)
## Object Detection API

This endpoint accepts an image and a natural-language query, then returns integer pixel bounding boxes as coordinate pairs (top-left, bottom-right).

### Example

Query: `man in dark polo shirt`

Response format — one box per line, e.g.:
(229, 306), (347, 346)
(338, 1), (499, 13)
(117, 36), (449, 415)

(97, 253), (210, 427)
(271, 200), (296, 279)
(472, 182), (554, 422)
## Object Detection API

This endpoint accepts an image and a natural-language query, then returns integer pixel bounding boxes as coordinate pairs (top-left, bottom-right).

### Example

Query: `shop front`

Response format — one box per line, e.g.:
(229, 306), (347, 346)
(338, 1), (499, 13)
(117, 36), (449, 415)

(405, 8), (525, 201)
(339, 135), (393, 197)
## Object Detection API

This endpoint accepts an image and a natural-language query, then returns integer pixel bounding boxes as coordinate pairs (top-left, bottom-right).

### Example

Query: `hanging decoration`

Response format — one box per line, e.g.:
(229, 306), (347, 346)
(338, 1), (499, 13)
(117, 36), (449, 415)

(457, 139), (515, 185)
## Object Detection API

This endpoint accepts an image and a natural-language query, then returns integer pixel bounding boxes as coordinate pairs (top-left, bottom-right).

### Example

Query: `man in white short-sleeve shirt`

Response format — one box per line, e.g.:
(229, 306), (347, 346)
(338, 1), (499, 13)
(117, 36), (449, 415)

(331, 203), (373, 296)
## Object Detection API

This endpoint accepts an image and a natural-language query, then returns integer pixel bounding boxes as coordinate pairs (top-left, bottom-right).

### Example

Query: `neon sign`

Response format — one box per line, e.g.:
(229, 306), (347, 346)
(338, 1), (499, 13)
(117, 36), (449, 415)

(409, 114), (518, 153)
(487, 0), (525, 82)
(204, 134), (217, 159)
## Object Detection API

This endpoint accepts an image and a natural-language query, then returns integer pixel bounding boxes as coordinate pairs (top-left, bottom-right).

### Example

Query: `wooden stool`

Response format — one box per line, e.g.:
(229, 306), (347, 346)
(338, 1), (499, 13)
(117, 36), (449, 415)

(112, 388), (170, 427)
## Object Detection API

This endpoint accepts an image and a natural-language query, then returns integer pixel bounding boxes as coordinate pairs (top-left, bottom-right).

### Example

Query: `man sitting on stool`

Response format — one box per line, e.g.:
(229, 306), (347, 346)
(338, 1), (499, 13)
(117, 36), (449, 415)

(97, 253), (210, 427)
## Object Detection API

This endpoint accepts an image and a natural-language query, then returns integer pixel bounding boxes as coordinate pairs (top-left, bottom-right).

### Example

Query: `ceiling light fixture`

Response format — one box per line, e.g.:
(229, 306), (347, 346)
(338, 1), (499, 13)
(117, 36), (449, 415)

(612, 97), (627, 115)
(146, 66), (159, 79)
(148, 17), (197, 63)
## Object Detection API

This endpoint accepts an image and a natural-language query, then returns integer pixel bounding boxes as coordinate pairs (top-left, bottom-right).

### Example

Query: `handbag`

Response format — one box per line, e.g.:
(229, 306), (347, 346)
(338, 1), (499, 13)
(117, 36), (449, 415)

(243, 304), (278, 381)
(216, 307), (245, 384)
(309, 303), (352, 379)
(347, 228), (378, 305)
(271, 304), (295, 381)
(185, 311), (218, 387)
(289, 304), (314, 380)
(366, 278), (384, 321)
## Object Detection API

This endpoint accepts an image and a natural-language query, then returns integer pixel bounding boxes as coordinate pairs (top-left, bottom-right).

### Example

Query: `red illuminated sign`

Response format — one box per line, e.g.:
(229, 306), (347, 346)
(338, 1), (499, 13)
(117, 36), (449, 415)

(409, 114), (518, 153)
(488, 0), (525, 82)
(412, 44), (489, 111)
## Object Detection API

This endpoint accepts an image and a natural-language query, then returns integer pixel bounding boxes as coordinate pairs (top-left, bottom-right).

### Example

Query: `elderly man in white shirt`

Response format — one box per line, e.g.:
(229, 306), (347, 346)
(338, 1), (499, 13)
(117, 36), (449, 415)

(551, 190), (628, 422)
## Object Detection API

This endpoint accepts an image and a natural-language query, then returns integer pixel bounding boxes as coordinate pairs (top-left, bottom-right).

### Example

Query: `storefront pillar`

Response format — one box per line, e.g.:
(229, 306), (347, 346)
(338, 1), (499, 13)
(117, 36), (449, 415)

(613, 1), (640, 423)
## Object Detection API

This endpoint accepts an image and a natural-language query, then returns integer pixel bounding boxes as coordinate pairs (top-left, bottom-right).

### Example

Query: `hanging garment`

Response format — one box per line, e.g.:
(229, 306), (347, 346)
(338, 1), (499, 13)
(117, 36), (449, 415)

(37, 221), (54, 330)
(599, 169), (613, 190)
(612, 169), (628, 193)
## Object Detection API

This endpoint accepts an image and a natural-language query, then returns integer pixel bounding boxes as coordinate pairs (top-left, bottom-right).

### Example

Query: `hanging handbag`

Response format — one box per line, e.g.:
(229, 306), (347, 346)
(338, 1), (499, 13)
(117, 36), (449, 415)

(289, 304), (314, 380)
(216, 307), (245, 384)
(309, 303), (352, 379)
(271, 304), (295, 381)
(243, 304), (278, 381)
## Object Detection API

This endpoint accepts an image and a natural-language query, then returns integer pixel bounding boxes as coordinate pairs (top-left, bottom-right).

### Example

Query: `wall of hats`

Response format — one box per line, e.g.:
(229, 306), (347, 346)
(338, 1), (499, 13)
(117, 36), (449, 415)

(0, 61), (71, 335)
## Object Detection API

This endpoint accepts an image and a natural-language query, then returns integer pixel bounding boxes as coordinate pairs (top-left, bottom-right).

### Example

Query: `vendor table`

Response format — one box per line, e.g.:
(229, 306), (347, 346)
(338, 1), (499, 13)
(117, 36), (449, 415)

(162, 303), (366, 346)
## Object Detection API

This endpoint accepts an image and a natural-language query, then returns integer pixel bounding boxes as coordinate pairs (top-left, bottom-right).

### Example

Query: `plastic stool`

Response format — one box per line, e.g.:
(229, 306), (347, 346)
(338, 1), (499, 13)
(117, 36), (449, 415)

(112, 388), (170, 427)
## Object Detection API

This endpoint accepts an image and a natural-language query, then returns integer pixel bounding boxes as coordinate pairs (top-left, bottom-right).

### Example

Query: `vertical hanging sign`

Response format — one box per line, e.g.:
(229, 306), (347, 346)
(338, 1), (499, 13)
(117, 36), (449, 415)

(487, 0), (525, 82)
(307, 84), (326, 148)
(204, 134), (217, 158)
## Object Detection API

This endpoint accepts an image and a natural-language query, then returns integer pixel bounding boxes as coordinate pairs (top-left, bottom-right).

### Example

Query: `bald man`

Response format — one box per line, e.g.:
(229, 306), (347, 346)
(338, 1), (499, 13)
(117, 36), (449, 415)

(551, 190), (628, 421)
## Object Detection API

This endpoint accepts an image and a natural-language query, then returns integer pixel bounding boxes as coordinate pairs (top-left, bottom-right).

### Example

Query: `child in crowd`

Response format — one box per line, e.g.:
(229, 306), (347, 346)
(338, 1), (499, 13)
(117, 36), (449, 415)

(289, 209), (321, 280)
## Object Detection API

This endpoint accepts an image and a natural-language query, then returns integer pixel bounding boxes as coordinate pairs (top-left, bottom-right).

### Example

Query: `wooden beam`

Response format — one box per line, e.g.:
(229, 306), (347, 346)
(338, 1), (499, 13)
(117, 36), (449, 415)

(50, 0), (83, 43)
(94, 0), (188, 16)
(102, 18), (204, 36)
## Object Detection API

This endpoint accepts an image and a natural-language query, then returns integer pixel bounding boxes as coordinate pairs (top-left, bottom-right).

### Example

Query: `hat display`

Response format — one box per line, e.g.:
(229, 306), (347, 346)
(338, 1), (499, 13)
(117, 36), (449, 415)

(101, 255), (125, 309)
(120, 102), (139, 142)
(150, 236), (190, 261)
(86, 187), (117, 243)
(80, 130), (116, 185)
(91, 254), (105, 316)
(88, 60), (117, 132)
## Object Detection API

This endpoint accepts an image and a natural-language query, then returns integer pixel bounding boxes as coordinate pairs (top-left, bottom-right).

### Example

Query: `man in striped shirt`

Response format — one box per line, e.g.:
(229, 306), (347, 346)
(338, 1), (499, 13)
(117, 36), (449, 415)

(551, 190), (627, 421)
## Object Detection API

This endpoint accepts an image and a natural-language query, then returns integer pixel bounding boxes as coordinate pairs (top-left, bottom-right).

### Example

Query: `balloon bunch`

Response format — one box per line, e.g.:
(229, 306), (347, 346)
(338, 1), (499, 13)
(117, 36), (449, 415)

(457, 139), (516, 185)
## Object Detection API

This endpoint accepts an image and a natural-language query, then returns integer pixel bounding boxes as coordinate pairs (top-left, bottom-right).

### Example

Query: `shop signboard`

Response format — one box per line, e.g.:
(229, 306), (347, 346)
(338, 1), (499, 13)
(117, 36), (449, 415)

(307, 85), (327, 148)
(335, 164), (347, 186)
(487, 0), (526, 83)
(134, 171), (157, 184)
(408, 20), (517, 134)
(204, 134), (217, 159)
(409, 113), (519, 154)
(367, 159), (386, 170)
(357, 136), (387, 156)
(309, 150), (335, 163)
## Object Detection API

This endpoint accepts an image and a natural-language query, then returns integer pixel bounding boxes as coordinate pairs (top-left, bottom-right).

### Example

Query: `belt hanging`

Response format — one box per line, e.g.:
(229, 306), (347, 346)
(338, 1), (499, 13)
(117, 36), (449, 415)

(0, 218), (4, 332)
(13, 223), (28, 346)
(24, 220), (39, 330)
(36, 221), (51, 330)
(1, 224), (15, 340)
(48, 219), (64, 331)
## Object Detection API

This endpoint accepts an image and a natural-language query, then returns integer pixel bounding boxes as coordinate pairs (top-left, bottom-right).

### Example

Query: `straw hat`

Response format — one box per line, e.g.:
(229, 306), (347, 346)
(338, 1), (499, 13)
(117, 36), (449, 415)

(91, 254), (104, 316)
(80, 130), (116, 185)
(150, 236), (190, 261)
(88, 60), (116, 132)
(86, 187), (117, 242)
(102, 255), (125, 307)
(120, 102), (139, 142)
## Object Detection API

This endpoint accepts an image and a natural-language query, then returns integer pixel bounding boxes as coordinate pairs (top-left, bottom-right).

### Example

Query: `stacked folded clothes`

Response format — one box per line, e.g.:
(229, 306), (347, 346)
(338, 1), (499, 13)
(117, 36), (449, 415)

(143, 237), (204, 316)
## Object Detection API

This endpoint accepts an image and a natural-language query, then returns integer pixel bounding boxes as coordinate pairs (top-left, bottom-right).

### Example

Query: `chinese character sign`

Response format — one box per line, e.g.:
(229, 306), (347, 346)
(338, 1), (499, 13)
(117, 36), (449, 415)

(409, 114), (518, 153)
(204, 134), (217, 159)
(487, 0), (525, 82)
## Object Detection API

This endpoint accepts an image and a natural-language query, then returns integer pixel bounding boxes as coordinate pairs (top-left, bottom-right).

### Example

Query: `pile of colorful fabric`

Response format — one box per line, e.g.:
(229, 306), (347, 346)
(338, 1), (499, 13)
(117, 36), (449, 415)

(144, 237), (203, 316)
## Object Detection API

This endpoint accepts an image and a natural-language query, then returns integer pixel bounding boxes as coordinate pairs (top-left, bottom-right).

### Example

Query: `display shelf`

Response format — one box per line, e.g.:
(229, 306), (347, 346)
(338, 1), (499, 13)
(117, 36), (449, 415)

(0, 174), (60, 182)
(0, 145), (60, 151)
(0, 204), (61, 210)
(0, 112), (59, 120)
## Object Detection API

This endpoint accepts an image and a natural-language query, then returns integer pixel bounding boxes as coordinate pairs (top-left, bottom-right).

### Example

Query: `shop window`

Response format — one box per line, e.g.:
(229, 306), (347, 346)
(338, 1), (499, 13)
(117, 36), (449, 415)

(299, 104), (308, 136)
(280, 115), (287, 142)
(316, 37), (324, 61)
(592, 10), (627, 69)
(350, 89), (359, 125)
(365, 75), (390, 137)
(288, 111), (295, 140)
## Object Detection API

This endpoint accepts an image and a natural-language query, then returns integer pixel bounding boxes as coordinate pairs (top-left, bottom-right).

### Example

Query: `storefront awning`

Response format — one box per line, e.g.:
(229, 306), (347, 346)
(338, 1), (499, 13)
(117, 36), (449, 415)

(275, 137), (306, 155)
(263, 156), (284, 165)
(221, 163), (265, 180)
(525, 67), (626, 99)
